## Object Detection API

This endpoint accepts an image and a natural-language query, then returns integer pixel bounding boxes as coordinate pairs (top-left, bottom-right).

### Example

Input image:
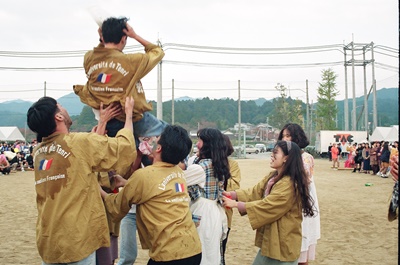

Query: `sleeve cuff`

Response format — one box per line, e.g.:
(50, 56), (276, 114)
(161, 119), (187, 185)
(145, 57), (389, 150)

(237, 202), (246, 215)
(230, 191), (237, 200)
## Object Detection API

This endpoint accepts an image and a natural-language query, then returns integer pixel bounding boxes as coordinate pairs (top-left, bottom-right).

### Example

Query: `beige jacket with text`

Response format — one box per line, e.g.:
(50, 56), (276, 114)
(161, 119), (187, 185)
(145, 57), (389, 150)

(34, 129), (135, 263)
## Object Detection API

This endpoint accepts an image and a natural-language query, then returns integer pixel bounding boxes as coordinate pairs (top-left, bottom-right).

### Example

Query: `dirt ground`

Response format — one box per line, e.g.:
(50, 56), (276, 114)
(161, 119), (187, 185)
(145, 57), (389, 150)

(0, 158), (398, 265)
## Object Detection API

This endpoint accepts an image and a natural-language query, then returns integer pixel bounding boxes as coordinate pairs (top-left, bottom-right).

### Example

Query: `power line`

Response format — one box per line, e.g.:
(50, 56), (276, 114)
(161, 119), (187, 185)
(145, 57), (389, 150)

(162, 60), (343, 69)
(162, 43), (345, 51)
(0, 42), (397, 74)
(0, 45), (144, 58)
(0, 66), (82, 71)
(0, 42), (397, 57)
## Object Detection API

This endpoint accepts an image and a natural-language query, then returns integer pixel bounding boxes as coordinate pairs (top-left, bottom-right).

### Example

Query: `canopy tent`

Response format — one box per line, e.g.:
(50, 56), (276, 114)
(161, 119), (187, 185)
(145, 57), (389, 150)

(385, 125), (399, 142)
(0, 126), (25, 142)
(369, 126), (394, 142)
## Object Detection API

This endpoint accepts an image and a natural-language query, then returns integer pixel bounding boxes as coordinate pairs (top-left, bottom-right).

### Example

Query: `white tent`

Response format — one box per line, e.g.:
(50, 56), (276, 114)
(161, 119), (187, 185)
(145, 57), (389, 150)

(0, 127), (25, 142)
(369, 126), (393, 142)
(385, 125), (399, 142)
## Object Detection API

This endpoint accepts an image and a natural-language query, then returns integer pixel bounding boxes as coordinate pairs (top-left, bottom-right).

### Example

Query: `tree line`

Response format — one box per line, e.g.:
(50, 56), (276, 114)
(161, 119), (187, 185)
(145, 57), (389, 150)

(66, 69), (397, 136)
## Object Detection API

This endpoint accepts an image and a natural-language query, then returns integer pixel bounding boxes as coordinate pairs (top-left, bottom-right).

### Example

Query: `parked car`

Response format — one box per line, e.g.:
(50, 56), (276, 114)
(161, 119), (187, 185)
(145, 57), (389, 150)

(234, 145), (260, 155)
(242, 144), (260, 154)
(255, 143), (266, 153)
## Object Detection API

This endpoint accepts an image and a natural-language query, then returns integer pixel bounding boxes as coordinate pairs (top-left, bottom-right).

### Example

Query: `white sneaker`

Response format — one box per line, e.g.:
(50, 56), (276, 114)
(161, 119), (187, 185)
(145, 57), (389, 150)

(381, 174), (388, 178)
(377, 172), (382, 176)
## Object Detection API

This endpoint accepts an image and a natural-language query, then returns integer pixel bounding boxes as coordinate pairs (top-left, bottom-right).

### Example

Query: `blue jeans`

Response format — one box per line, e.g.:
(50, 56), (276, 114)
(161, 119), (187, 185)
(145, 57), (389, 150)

(106, 112), (167, 138)
(117, 212), (138, 265)
(42, 252), (95, 265)
(252, 250), (297, 265)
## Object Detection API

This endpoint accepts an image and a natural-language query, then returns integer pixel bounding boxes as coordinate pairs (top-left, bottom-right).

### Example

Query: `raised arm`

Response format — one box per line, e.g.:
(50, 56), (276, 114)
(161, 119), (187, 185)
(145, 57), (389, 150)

(123, 22), (151, 47)
(93, 102), (122, 135)
(124, 96), (134, 132)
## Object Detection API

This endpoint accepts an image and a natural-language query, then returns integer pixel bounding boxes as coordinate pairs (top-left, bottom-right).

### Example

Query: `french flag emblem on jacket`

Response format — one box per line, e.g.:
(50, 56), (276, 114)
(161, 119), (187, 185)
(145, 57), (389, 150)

(97, 73), (112, 83)
(39, 158), (53, 170)
(175, 183), (185, 192)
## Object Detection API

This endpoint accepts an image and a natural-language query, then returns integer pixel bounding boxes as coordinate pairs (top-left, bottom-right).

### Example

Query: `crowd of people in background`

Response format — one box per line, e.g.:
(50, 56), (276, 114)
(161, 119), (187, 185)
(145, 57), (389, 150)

(328, 140), (398, 179)
(0, 140), (37, 175)
(344, 141), (398, 178)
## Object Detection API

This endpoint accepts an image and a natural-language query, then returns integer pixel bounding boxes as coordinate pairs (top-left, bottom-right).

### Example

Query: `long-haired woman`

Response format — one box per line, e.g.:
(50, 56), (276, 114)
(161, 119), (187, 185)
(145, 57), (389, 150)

(187, 128), (231, 265)
(223, 141), (314, 265)
(278, 123), (320, 265)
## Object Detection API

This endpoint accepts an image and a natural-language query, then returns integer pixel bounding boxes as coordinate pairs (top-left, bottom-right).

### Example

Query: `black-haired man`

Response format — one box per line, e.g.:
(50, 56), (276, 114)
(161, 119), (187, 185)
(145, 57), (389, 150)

(74, 17), (165, 139)
(27, 96), (136, 265)
(101, 125), (202, 265)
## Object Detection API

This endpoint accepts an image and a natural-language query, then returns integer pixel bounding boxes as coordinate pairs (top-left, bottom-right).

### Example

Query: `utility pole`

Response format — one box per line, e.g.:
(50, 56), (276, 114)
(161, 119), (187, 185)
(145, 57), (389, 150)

(343, 46), (349, 130)
(310, 100), (313, 144)
(157, 39), (163, 120)
(171, 79), (175, 124)
(351, 41), (357, 131)
(363, 46), (368, 137)
(370, 42), (377, 131)
(306, 80), (310, 140)
(344, 40), (375, 132)
(238, 80), (241, 158)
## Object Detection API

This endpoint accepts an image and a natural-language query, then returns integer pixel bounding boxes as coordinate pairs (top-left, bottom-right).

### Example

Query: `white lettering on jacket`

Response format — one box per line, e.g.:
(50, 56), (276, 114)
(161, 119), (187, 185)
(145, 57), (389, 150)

(158, 172), (185, 191)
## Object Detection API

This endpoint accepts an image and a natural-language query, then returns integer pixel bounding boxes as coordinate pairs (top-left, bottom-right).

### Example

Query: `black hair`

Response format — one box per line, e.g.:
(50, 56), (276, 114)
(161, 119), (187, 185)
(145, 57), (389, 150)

(223, 134), (234, 156)
(158, 125), (192, 165)
(272, 140), (314, 217)
(102, 17), (128, 44)
(382, 142), (389, 152)
(278, 123), (310, 149)
(196, 128), (231, 182)
(27, 97), (59, 139)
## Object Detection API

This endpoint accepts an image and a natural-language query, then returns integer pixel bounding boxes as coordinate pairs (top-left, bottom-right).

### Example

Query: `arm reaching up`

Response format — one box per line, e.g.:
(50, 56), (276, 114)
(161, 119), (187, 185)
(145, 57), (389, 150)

(124, 96), (134, 132)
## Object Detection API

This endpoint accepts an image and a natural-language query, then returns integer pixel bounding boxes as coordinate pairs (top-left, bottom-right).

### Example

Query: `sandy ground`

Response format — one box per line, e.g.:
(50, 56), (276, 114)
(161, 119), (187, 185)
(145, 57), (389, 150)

(0, 158), (398, 265)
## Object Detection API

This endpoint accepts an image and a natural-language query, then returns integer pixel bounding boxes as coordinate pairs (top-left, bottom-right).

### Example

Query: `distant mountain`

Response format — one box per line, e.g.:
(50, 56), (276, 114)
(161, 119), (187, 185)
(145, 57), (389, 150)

(0, 87), (397, 129)
(335, 87), (398, 129)
(0, 99), (32, 114)
(0, 93), (84, 128)
(57, 93), (85, 116)
(174, 96), (194, 101)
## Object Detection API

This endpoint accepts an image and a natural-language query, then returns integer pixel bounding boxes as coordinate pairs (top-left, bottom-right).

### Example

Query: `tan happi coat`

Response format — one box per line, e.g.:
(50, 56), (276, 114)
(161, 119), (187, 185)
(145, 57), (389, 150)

(34, 129), (135, 263)
(236, 175), (303, 262)
(104, 161), (202, 262)
(74, 43), (164, 122)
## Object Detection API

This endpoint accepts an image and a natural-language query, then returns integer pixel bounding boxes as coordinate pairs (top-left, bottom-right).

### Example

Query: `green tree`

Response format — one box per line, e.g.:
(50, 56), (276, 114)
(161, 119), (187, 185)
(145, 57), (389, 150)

(288, 97), (304, 127)
(270, 83), (303, 129)
(316, 68), (339, 130)
(71, 106), (97, 132)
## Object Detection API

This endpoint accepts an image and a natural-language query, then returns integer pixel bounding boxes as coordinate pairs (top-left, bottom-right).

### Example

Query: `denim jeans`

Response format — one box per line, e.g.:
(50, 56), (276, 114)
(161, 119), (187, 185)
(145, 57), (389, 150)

(42, 252), (95, 265)
(117, 212), (138, 265)
(105, 112), (167, 138)
(252, 250), (297, 265)
(132, 112), (167, 139)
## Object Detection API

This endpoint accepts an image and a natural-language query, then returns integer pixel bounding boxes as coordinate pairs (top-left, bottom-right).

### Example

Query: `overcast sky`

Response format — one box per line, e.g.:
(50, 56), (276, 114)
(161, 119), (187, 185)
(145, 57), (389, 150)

(0, 0), (398, 105)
